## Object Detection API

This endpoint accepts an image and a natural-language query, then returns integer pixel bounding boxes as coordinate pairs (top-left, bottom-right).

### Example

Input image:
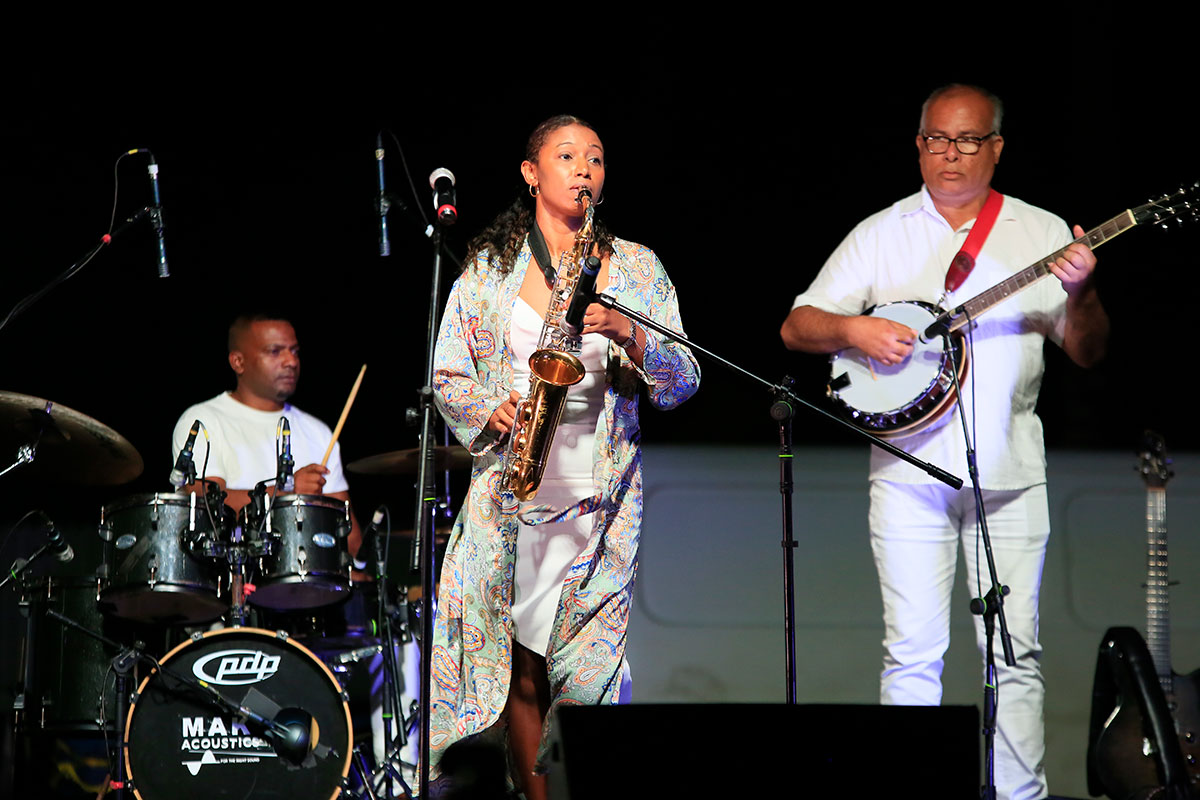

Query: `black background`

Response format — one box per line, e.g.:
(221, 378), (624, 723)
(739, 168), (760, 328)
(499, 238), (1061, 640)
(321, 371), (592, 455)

(2, 23), (1197, 530)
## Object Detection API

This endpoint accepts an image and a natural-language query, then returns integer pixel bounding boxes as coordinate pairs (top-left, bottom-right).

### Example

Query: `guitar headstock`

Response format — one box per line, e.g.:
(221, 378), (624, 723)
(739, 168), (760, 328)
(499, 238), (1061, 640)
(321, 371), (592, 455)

(1137, 430), (1173, 488)
(1132, 181), (1200, 229)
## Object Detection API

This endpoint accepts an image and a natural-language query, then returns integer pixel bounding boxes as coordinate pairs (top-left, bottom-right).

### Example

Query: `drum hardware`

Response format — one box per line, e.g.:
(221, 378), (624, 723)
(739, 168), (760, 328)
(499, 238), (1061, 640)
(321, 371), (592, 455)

(351, 746), (383, 800)
(0, 510), (76, 592)
(0, 391), (143, 484)
(332, 644), (385, 666)
(384, 526), (451, 544)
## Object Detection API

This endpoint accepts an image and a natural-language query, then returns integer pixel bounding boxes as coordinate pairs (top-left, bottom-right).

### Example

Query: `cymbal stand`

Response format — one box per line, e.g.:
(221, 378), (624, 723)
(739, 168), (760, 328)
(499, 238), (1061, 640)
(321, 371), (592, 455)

(0, 402), (52, 480)
(226, 528), (251, 628)
(352, 747), (381, 800)
(371, 508), (414, 799)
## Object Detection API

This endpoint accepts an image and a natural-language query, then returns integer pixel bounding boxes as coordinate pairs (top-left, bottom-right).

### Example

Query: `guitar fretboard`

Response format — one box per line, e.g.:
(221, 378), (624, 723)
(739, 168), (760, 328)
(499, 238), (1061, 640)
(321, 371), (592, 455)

(1145, 486), (1173, 693)
(948, 209), (1138, 332)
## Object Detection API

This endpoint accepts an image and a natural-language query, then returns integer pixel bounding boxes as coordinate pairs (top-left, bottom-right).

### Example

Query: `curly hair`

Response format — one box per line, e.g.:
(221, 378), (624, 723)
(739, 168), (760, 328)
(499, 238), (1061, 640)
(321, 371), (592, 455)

(463, 114), (613, 274)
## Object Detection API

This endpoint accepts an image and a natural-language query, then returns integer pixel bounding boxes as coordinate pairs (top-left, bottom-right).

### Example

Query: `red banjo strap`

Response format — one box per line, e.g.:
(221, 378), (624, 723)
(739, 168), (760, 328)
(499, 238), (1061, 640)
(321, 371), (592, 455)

(944, 188), (1004, 294)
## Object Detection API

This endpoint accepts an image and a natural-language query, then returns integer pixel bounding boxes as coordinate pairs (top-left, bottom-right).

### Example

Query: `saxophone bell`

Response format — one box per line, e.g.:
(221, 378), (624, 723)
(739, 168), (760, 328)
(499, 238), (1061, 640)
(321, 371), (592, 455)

(505, 350), (586, 502)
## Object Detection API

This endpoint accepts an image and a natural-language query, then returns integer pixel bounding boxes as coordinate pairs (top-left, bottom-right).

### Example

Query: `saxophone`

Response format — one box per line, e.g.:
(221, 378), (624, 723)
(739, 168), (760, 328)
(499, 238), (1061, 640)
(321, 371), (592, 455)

(502, 189), (596, 501)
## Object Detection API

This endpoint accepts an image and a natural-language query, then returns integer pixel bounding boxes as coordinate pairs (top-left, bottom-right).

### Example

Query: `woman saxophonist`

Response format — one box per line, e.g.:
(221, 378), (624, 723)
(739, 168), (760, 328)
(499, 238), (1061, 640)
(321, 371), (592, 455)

(430, 115), (699, 798)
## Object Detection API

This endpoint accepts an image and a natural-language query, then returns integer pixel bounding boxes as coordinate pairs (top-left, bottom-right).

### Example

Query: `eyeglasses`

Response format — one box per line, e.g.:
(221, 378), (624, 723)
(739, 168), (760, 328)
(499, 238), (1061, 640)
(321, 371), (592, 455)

(921, 132), (997, 155)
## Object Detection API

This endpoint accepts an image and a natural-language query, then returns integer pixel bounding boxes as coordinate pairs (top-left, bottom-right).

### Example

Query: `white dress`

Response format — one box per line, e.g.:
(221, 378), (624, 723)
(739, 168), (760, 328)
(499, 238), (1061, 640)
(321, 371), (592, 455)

(508, 296), (608, 655)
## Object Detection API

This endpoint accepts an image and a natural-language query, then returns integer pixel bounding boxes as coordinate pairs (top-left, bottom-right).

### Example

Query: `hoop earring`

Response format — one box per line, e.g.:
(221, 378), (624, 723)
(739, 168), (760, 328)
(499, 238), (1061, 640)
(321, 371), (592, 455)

(529, 184), (539, 197)
(595, 193), (604, 206)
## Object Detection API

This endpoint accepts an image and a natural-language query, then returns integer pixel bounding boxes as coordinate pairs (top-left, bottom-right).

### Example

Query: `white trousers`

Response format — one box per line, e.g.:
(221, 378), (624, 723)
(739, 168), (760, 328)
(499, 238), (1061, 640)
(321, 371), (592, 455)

(868, 480), (1050, 800)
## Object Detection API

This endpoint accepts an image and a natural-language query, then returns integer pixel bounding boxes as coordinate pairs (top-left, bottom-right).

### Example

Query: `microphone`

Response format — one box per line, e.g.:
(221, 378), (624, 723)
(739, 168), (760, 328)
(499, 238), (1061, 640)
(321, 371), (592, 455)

(429, 168), (457, 225)
(921, 307), (961, 343)
(39, 513), (74, 564)
(376, 133), (390, 256)
(146, 152), (169, 278)
(170, 419), (202, 489)
(352, 506), (387, 571)
(277, 417), (294, 493)
(269, 707), (316, 766)
(561, 256), (601, 336)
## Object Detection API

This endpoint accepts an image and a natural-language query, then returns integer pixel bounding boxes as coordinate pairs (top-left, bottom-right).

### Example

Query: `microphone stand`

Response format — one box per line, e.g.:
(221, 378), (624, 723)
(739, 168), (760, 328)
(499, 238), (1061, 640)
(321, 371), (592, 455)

(0, 206), (159, 337)
(943, 330), (1015, 800)
(590, 292), (962, 701)
(409, 217), (452, 798)
(0, 544), (55, 592)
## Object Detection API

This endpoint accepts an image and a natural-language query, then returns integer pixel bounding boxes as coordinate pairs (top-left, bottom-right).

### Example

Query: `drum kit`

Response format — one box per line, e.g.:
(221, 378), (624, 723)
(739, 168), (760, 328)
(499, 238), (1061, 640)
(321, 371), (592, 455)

(2, 391), (468, 800)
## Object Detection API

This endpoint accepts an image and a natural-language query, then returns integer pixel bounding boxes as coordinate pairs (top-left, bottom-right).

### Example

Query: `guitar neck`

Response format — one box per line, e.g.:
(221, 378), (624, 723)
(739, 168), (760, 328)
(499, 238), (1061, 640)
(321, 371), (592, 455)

(1145, 485), (1173, 692)
(947, 209), (1138, 332)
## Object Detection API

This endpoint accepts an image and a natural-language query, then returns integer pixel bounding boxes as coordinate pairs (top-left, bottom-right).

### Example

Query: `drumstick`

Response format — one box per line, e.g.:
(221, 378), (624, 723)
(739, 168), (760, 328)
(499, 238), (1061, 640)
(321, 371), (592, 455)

(322, 364), (367, 466)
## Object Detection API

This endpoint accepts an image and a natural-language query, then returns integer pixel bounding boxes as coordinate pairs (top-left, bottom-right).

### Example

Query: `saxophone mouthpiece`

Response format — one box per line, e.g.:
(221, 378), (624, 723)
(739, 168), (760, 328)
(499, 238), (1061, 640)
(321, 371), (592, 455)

(576, 188), (593, 205)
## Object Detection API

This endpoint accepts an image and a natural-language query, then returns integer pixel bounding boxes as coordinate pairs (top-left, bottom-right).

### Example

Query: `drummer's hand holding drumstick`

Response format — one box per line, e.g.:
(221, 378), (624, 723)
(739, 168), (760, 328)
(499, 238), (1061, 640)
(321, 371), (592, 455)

(292, 463), (329, 495)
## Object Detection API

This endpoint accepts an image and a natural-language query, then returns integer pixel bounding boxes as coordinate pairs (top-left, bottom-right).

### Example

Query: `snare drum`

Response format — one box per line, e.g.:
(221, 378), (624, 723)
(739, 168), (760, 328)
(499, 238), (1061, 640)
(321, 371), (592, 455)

(99, 493), (229, 624)
(124, 627), (352, 800)
(245, 494), (352, 611)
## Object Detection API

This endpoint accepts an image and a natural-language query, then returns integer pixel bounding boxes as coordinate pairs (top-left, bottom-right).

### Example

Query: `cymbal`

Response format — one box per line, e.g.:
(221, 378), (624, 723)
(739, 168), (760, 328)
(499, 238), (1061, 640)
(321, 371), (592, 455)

(0, 391), (143, 485)
(346, 445), (472, 476)
(388, 525), (452, 542)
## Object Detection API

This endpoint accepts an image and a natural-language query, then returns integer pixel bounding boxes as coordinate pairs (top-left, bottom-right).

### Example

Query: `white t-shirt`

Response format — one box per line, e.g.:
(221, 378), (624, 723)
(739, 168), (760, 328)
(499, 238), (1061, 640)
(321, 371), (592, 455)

(792, 187), (1072, 490)
(171, 392), (349, 494)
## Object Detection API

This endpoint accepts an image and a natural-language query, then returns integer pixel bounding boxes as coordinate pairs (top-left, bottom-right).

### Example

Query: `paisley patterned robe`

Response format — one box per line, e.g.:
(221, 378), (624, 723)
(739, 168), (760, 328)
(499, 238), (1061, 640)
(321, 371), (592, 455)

(429, 236), (699, 769)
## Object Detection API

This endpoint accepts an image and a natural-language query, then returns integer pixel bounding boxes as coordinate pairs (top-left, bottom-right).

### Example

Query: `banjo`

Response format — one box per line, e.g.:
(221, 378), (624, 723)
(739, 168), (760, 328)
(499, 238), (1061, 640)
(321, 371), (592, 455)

(827, 184), (1199, 439)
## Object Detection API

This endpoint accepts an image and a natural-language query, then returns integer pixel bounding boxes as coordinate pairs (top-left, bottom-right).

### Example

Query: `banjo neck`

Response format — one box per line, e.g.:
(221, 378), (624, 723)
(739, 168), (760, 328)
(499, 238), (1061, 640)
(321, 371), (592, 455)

(945, 209), (1137, 334)
(828, 184), (1199, 439)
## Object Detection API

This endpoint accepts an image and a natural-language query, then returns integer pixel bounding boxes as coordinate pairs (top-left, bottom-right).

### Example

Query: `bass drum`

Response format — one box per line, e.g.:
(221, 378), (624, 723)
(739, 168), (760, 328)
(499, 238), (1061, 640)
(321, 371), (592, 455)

(124, 627), (352, 800)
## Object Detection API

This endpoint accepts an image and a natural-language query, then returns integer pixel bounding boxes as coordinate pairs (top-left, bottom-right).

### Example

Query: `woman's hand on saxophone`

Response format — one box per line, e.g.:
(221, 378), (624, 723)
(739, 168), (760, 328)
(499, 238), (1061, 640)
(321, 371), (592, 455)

(488, 390), (523, 434)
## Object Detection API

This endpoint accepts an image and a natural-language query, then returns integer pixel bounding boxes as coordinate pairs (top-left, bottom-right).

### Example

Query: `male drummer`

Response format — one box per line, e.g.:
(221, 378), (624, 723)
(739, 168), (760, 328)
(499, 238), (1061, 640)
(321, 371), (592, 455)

(779, 85), (1108, 800)
(171, 312), (362, 556)
(173, 313), (418, 784)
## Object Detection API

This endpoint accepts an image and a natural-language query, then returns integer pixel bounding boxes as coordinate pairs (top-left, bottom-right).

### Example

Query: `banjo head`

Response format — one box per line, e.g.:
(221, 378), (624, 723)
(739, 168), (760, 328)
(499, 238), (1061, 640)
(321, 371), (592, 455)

(828, 301), (965, 438)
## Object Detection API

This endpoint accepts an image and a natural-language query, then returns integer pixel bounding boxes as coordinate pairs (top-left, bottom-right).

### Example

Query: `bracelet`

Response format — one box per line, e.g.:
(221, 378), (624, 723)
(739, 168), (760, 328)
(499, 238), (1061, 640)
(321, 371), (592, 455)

(618, 319), (639, 351)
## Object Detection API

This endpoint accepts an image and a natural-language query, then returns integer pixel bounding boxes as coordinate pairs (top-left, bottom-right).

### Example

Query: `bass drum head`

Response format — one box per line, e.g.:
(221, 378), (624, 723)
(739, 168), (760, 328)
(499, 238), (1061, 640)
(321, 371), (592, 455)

(124, 627), (351, 800)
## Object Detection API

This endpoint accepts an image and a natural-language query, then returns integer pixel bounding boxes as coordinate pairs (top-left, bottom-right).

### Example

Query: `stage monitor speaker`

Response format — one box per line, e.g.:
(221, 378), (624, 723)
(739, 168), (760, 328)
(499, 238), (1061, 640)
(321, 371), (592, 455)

(547, 703), (979, 798)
